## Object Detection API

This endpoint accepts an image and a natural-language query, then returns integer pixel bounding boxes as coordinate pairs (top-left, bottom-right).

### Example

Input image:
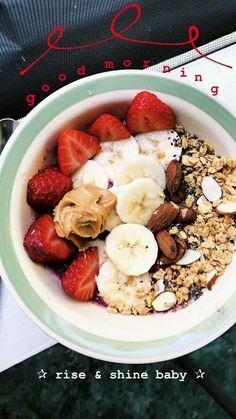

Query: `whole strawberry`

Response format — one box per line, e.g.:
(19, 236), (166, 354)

(27, 166), (72, 211)
(126, 91), (175, 134)
(24, 214), (75, 263)
(62, 247), (99, 301)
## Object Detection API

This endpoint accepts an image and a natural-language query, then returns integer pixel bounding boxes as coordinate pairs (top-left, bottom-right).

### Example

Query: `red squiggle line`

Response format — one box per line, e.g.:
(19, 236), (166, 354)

(20, 4), (140, 75)
(47, 6), (139, 50)
(20, 28), (64, 75)
(188, 26), (232, 69)
(110, 4), (232, 69)
(110, 4), (199, 46)
(20, 3), (232, 76)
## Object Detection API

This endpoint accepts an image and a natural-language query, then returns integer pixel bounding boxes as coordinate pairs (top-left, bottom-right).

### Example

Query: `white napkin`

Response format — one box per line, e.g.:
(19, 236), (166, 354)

(0, 284), (55, 372)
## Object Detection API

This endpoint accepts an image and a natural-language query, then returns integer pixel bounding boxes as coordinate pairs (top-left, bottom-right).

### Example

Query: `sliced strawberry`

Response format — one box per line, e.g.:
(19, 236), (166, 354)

(88, 114), (130, 142)
(24, 214), (74, 264)
(126, 91), (175, 134)
(58, 129), (100, 175)
(61, 247), (99, 301)
(27, 166), (72, 211)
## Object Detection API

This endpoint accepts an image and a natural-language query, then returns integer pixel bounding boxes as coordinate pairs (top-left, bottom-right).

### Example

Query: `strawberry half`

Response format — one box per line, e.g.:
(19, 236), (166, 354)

(24, 214), (74, 264)
(58, 129), (101, 175)
(27, 166), (72, 211)
(61, 247), (99, 301)
(88, 114), (130, 142)
(126, 91), (175, 134)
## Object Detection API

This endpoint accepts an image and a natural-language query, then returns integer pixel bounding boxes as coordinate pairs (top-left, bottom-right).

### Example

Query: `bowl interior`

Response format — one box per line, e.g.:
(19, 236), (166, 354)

(9, 87), (236, 342)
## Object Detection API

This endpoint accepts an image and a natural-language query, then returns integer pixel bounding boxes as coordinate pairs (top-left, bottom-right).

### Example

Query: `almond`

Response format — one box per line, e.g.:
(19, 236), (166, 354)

(156, 230), (177, 260)
(152, 291), (177, 312)
(176, 249), (201, 265)
(177, 205), (197, 223)
(175, 237), (187, 260)
(160, 237), (186, 265)
(149, 259), (160, 273)
(202, 176), (222, 202)
(216, 201), (236, 215)
(170, 184), (185, 203)
(166, 160), (182, 194)
(155, 279), (165, 295)
(147, 202), (179, 233)
(206, 269), (218, 290)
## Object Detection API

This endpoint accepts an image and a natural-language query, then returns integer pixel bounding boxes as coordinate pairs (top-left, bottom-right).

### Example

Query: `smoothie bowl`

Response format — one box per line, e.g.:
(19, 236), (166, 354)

(0, 70), (235, 363)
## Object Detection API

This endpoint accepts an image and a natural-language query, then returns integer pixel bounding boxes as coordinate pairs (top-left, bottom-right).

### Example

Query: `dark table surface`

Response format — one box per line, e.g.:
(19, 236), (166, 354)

(0, 326), (235, 418)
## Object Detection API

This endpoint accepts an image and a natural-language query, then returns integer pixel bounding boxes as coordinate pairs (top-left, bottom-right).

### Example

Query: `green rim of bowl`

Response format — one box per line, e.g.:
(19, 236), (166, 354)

(0, 70), (235, 363)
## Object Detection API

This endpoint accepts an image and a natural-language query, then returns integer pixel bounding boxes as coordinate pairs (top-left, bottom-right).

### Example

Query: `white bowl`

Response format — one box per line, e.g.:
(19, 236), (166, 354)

(0, 70), (235, 363)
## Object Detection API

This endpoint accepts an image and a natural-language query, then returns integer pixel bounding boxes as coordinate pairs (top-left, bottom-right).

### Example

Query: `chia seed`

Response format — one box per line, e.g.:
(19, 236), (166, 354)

(163, 279), (169, 287)
(189, 286), (203, 300)
(173, 138), (182, 147)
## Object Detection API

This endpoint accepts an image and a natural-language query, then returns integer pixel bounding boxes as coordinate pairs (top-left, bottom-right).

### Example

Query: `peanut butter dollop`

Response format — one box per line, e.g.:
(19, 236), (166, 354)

(54, 185), (116, 248)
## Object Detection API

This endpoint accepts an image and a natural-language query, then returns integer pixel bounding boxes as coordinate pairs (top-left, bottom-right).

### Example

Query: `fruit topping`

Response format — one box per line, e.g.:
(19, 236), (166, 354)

(58, 129), (100, 175)
(89, 114), (130, 141)
(62, 247), (99, 301)
(105, 223), (158, 276)
(116, 178), (164, 225)
(113, 155), (166, 190)
(27, 166), (72, 211)
(126, 91), (175, 134)
(72, 160), (109, 189)
(94, 137), (139, 182)
(23, 214), (74, 263)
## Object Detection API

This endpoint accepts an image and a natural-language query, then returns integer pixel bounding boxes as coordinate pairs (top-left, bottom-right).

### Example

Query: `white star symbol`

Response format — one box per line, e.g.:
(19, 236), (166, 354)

(37, 369), (47, 379)
(195, 369), (205, 379)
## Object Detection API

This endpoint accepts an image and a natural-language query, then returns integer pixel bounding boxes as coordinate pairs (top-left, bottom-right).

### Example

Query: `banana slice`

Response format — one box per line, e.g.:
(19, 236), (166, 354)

(105, 224), (158, 275)
(88, 239), (107, 267)
(72, 160), (109, 189)
(94, 136), (139, 181)
(96, 260), (152, 308)
(113, 155), (166, 190)
(136, 130), (182, 168)
(104, 185), (124, 231)
(116, 178), (164, 225)
(105, 207), (123, 232)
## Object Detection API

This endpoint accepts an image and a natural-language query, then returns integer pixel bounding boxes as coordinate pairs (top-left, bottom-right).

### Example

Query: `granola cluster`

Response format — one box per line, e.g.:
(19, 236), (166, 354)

(105, 279), (164, 315)
(153, 126), (236, 305)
